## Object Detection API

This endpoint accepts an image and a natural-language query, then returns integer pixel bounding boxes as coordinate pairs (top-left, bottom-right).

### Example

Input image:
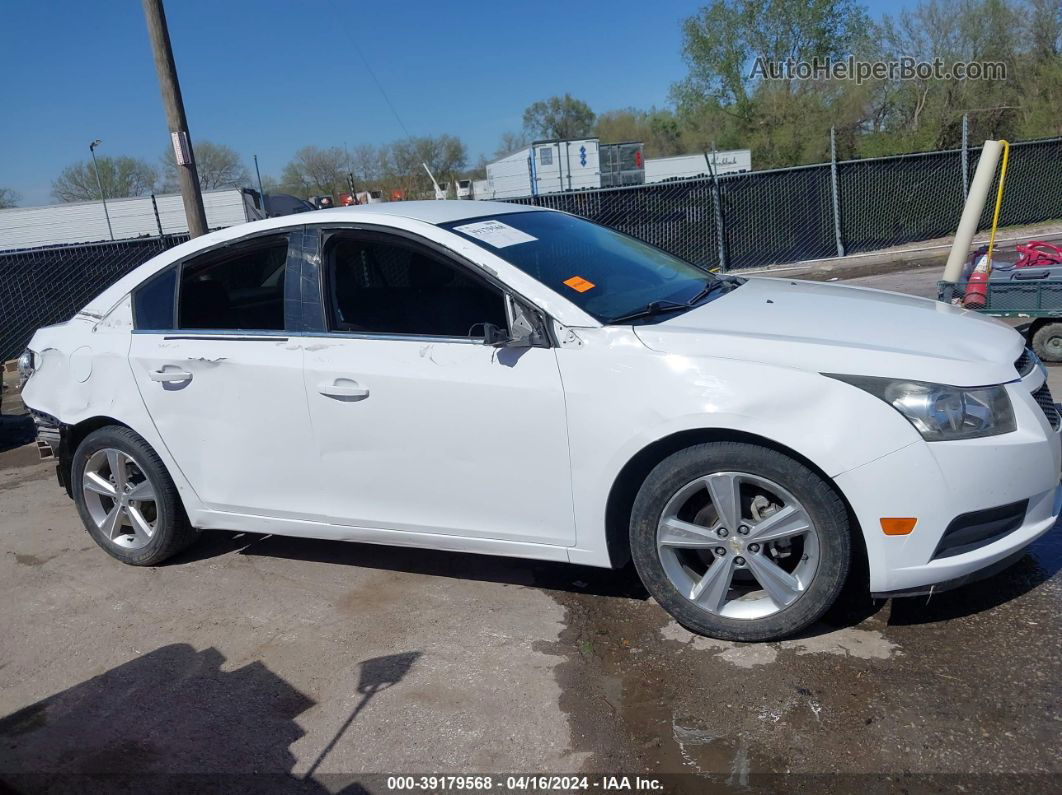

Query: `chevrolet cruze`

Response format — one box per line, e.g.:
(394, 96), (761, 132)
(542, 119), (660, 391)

(20, 202), (1061, 641)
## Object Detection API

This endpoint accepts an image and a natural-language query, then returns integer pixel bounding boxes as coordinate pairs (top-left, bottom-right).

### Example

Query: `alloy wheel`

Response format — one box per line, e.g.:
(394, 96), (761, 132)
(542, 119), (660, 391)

(656, 471), (820, 620)
(82, 448), (159, 550)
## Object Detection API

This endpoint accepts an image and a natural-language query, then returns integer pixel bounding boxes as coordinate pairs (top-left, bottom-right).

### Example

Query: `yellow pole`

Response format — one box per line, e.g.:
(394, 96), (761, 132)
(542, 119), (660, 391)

(985, 139), (1010, 275)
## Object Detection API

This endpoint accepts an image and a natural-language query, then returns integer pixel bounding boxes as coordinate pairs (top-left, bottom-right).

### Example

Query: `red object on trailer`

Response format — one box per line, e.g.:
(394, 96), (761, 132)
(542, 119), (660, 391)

(963, 269), (989, 309)
(1014, 241), (1062, 268)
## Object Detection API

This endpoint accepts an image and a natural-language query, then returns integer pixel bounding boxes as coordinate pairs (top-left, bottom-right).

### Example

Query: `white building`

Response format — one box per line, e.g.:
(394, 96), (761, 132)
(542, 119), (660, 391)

(0, 188), (264, 251)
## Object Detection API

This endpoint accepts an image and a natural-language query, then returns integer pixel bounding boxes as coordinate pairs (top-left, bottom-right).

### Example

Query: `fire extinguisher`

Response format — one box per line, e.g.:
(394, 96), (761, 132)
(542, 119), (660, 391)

(962, 253), (990, 309)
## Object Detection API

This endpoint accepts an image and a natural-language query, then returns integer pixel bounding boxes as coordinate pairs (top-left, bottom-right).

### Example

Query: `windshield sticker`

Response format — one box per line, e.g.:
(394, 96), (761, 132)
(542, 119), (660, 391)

(563, 276), (596, 293)
(452, 220), (537, 248)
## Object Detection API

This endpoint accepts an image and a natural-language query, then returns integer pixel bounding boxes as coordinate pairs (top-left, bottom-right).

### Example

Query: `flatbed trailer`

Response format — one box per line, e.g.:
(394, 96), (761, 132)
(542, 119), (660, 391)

(943, 278), (1062, 361)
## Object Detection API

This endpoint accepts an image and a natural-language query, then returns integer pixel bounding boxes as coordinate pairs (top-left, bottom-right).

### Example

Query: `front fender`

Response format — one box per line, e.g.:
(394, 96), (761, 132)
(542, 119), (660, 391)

(557, 329), (920, 563)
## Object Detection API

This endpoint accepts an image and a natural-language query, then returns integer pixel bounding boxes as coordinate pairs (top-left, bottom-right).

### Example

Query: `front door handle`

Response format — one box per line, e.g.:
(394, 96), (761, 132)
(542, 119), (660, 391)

(149, 369), (193, 383)
(318, 380), (370, 400)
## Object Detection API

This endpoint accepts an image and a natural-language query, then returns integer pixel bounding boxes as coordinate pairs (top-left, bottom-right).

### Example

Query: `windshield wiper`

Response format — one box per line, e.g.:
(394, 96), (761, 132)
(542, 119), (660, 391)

(608, 277), (743, 325)
(607, 300), (691, 325)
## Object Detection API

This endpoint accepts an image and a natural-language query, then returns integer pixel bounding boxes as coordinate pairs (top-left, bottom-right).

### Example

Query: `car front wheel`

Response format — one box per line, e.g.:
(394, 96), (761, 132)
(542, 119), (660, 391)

(630, 441), (851, 642)
(72, 426), (198, 566)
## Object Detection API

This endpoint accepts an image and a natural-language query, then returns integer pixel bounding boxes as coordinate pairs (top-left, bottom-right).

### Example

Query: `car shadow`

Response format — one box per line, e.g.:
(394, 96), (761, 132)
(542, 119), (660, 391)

(0, 643), (418, 791)
(0, 413), (34, 454)
(887, 529), (1062, 626)
(171, 530), (650, 601)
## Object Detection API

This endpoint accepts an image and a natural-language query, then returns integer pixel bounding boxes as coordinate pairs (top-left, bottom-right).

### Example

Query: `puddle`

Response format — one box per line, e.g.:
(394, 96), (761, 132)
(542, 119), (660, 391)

(537, 539), (1061, 781)
(535, 577), (786, 787)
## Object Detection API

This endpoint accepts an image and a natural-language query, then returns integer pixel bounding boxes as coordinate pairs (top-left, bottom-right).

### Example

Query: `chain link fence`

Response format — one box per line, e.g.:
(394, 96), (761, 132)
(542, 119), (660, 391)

(0, 235), (187, 361)
(2, 136), (1059, 361)
(508, 135), (1062, 270)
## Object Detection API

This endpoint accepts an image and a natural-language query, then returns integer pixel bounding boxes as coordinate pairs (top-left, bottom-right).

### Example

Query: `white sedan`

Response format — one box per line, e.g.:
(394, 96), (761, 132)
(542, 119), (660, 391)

(20, 202), (1062, 641)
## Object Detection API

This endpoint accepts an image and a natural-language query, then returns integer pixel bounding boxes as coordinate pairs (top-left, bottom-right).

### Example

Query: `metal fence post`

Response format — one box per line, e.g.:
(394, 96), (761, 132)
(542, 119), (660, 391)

(829, 128), (845, 258)
(150, 193), (164, 237)
(704, 152), (729, 271)
(961, 113), (969, 199)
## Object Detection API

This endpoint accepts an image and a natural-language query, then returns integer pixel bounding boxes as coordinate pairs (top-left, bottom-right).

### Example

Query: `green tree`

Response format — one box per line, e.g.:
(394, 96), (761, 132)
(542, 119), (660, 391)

(279, 146), (352, 198)
(51, 156), (158, 202)
(161, 140), (249, 191)
(671, 0), (874, 167)
(384, 134), (468, 197)
(494, 130), (529, 158)
(0, 188), (18, 208)
(594, 108), (685, 156)
(522, 94), (596, 139)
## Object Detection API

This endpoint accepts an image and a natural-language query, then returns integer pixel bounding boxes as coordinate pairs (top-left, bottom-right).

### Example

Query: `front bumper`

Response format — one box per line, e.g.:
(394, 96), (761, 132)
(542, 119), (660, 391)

(836, 376), (1062, 595)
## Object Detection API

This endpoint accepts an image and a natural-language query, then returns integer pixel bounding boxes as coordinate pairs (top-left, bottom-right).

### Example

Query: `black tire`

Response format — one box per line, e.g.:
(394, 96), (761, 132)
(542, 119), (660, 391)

(630, 442), (851, 642)
(72, 425), (198, 566)
(1031, 322), (1062, 363)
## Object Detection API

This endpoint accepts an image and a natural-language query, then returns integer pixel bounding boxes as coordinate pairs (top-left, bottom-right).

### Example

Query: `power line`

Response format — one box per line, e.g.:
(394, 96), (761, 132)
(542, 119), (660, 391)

(327, 0), (414, 141)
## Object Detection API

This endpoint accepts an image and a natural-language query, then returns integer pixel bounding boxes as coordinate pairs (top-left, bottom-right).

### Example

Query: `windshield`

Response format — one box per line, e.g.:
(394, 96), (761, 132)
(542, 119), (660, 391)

(442, 211), (715, 323)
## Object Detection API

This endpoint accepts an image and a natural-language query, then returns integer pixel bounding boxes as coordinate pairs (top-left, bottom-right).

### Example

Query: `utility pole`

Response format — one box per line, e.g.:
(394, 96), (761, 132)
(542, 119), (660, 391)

(141, 0), (207, 237)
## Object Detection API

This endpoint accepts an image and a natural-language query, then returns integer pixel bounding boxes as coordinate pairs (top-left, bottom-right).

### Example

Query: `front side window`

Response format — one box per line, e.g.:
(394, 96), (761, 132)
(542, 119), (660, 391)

(326, 234), (507, 338)
(177, 236), (288, 330)
(443, 211), (714, 323)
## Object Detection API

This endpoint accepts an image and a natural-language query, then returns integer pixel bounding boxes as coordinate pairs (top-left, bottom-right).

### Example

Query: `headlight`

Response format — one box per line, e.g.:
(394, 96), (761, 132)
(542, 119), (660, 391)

(16, 349), (35, 385)
(827, 375), (1016, 441)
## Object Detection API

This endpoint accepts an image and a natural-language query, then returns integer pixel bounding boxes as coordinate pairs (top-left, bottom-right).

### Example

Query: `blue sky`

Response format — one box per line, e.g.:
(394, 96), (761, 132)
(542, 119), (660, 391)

(1, 0), (913, 206)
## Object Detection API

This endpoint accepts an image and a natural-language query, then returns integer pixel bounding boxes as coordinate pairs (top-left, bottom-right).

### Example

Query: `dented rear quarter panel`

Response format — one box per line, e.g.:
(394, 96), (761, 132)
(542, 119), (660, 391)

(22, 297), (203, 512)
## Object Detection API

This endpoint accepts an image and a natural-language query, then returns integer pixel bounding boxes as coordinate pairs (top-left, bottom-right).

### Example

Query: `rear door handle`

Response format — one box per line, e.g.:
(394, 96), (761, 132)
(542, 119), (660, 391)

(318, 380), (370, 400)
(149, 369), (193, 383)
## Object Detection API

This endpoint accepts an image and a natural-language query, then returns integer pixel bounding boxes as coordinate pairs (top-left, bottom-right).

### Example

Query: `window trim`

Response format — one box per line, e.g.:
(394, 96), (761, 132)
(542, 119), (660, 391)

(130, 230), (296, 335)
(317, 226), (524, 344)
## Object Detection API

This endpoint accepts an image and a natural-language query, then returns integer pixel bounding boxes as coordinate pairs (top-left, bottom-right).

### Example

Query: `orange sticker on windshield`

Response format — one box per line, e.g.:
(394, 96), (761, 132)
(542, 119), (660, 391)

(564, 276), (595, 293)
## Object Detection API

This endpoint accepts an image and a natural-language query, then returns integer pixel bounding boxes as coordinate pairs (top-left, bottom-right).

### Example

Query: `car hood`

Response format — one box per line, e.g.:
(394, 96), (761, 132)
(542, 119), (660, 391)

(632, 277), (1025, 386)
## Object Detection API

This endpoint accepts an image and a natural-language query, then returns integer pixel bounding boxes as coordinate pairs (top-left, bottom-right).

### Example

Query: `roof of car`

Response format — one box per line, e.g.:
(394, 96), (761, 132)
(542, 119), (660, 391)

(75, 200), (555, 320)
(301, 200), (545, 225)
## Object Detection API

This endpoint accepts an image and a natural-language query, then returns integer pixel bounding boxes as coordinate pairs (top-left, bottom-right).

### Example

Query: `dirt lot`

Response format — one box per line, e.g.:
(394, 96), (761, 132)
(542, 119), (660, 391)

(1, 270), (1059, 791)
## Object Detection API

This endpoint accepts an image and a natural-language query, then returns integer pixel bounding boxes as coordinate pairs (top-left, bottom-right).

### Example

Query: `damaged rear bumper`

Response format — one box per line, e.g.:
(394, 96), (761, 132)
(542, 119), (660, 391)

(31, 409), (70, 494)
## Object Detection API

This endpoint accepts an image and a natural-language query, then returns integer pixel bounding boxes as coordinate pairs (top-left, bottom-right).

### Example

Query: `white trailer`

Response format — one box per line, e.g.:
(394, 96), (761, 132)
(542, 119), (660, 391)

(481, 138), (601, 199)
(644, 149), (752, 183)
(0, 188), (264, 251)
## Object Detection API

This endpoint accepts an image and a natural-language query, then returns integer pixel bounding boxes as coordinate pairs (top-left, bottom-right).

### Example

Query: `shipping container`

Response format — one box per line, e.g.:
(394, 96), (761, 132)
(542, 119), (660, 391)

(644, 150), (752, 183)
(481, 138), (601, 199)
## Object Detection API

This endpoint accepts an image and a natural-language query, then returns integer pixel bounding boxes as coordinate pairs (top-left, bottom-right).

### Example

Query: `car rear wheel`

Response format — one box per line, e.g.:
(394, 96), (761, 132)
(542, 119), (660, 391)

(630, 441), (851, 642)
(72, 426), (198, 566)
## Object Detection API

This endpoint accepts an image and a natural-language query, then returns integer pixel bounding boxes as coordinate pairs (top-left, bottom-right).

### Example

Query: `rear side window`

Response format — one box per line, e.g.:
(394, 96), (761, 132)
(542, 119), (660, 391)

(177, 237), (289, 330)
(133, 268), (176, 330)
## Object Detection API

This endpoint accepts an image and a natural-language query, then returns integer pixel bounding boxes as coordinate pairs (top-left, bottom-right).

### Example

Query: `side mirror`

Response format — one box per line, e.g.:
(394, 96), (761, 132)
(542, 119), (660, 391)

(504, 295), (546, 348)
(481, 297), (547, 348)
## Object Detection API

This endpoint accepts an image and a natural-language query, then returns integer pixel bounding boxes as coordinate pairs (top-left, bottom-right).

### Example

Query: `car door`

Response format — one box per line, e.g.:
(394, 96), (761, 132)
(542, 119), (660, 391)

(128, 232), (316, 516)
(299, 227), (576, 546)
